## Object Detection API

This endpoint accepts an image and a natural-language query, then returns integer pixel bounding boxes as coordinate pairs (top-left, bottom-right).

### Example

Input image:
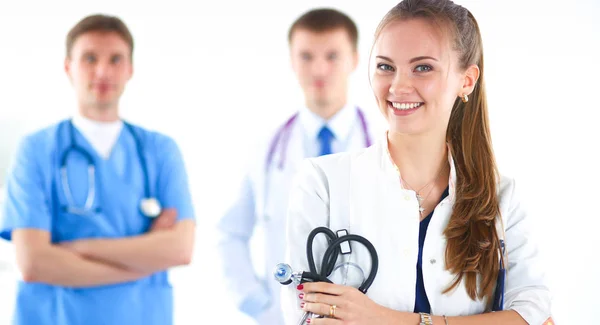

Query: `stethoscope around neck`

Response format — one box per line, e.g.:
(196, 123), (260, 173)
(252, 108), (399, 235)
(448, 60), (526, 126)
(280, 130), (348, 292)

(265, 107), (372, 172)
(260, 108), (372, 222)
(59, 119), (161, 218)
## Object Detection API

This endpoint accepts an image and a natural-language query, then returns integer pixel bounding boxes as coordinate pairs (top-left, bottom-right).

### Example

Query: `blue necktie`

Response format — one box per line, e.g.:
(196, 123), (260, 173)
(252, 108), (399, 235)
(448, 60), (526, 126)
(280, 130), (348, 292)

(317, 125), (335, 156)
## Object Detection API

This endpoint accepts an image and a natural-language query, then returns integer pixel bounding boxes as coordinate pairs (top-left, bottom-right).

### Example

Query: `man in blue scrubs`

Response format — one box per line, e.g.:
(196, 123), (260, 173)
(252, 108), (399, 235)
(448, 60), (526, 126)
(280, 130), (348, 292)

(0, 14), (196, 325)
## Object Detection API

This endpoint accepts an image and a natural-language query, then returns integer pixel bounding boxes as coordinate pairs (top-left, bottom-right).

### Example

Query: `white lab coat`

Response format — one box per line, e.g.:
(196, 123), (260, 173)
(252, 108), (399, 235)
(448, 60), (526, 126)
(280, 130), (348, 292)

(218, 105), (382, 325)
(282, 132), (552, 325)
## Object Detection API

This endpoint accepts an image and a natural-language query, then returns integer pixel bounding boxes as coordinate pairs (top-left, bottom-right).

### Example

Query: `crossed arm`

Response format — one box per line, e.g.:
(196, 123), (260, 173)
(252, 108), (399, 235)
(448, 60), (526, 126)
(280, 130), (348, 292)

(14, 209), (195, 288)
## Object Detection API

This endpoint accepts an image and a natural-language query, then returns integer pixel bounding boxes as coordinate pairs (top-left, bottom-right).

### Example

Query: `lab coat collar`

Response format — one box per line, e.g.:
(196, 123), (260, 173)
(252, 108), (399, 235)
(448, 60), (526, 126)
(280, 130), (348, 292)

(378, 131), (457, 201)
(298, 102), (356, 142)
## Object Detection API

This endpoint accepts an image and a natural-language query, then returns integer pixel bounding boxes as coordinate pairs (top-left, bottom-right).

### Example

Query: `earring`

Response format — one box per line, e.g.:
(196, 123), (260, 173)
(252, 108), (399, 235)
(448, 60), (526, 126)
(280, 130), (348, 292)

(461, 94), (469, 103)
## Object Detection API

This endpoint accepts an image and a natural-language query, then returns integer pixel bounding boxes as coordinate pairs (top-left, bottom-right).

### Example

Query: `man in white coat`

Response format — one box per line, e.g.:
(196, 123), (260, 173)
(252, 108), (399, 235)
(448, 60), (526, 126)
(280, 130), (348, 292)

(217, 8), (382, 325)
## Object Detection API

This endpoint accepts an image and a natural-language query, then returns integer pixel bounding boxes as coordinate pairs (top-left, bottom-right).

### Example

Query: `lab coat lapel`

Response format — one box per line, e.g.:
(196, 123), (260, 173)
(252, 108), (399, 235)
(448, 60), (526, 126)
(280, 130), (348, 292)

(263, 122), (304, 224)
(259, 121), (305, 301)
(353, 142), (420, 310)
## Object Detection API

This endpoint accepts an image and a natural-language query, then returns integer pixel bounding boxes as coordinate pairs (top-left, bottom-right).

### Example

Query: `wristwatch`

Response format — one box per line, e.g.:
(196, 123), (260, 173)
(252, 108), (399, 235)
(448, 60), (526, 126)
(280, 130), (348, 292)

(419, 313), (433, 325)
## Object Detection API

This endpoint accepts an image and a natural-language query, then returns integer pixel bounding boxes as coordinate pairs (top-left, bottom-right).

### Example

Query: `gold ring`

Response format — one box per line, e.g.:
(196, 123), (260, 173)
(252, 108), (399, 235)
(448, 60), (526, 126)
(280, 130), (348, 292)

(329, 305), (337, 318)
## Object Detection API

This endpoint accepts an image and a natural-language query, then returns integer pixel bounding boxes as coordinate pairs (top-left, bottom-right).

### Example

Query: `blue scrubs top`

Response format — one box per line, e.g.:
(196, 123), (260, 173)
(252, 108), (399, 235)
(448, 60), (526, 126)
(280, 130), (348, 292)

(0, 120), (195, 325)
(414, 187), (449, 313)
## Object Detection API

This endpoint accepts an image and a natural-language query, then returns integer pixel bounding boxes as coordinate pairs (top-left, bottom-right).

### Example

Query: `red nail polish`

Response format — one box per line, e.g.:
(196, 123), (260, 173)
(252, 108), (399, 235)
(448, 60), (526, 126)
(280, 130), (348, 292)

(300, 302), (305, 308)
(298, 293), (304, 299)
(307, 318), (311, 324)
(297, 284), (304, 290)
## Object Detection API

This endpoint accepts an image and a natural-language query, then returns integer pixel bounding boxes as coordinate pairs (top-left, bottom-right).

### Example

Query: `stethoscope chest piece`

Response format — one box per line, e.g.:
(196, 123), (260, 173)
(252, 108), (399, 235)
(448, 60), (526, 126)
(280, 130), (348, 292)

(327, 262), (366, 288)
(140, 197), (161, 218)
(62, 119), (163, 219)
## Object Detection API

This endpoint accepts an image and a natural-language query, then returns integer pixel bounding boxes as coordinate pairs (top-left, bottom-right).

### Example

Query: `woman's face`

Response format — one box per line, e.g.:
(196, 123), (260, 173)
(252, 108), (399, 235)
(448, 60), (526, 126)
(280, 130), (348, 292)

(370, 18), (476, 137)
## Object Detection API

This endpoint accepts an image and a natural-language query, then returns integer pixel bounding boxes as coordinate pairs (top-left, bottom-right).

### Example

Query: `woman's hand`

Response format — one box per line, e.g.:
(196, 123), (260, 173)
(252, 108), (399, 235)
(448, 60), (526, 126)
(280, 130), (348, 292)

(298, 282), (409, 325)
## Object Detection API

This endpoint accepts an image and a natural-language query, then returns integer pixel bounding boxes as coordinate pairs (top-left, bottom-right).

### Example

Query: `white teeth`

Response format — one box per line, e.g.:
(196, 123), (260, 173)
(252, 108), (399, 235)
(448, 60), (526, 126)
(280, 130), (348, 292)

(391, 102), (422, 110)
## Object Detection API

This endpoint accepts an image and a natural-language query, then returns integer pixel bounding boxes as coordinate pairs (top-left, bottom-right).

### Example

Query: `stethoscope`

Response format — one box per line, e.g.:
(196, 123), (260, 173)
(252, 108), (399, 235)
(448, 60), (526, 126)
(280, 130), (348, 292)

(265, 107), (372, 172)
(273, 229), (506, 324)
(260, 108), (372, 222)
(59, 119), (162, 218)
(274, 227), (379, 324)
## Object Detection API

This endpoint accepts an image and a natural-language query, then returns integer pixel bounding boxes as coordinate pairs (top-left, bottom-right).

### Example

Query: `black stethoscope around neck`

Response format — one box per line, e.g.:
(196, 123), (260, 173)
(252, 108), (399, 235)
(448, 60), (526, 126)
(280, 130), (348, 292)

(59, 119), (161, 218)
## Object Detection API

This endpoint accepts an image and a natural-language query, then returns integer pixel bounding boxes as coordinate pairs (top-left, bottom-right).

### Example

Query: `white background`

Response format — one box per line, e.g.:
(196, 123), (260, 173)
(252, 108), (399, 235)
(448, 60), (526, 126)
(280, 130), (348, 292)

(1, 0), (599, 324)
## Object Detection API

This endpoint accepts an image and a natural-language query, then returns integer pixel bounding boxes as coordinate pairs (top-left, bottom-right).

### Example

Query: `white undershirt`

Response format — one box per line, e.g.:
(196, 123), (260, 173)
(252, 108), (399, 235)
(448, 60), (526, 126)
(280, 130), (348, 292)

(71, 114), (124, 159)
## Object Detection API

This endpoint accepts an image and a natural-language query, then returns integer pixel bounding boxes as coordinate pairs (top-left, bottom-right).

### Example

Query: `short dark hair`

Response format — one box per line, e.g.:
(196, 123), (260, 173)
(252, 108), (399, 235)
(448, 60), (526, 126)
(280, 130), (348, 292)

(288, 8), (359, 50)
(66, 14), (134, 58)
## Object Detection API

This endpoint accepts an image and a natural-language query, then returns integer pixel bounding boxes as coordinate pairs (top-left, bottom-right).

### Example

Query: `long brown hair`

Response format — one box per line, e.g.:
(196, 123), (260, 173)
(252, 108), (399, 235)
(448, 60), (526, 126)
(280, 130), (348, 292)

(373, 0), (503, 304)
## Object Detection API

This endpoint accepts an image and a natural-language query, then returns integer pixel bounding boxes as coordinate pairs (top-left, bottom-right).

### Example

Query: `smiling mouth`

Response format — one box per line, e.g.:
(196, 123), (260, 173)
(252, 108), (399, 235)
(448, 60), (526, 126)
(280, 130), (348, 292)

(388, 101), (424, 110)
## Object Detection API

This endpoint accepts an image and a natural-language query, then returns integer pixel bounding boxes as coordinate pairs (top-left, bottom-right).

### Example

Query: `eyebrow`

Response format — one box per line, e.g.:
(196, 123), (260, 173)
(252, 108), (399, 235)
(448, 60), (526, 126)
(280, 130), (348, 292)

(410, 56), (438, 63)
(376, 55), (393, 62)
(376, 55), (439, 63)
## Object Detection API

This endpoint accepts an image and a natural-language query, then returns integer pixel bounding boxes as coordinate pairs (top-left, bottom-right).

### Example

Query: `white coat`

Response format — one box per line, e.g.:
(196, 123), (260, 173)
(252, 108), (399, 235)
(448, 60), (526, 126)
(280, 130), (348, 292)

(282, 132), (552, 325)
(218, 105), (382, 324)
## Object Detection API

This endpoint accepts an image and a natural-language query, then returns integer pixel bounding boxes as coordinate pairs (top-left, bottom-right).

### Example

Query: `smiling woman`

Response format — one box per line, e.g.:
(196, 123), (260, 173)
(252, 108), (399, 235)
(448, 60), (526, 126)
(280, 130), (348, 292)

(370, 18), (478, 138)
(281, 1), (553, 324)
(369, 3), (504, 309)
(0, 0), (598, 324)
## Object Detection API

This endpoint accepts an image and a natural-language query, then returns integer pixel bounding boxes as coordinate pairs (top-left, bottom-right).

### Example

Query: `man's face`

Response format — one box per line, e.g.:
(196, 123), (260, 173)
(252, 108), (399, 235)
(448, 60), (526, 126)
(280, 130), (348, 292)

(289, 28), (358, 109)
(65, 31), (133, 110)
